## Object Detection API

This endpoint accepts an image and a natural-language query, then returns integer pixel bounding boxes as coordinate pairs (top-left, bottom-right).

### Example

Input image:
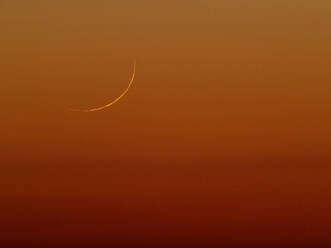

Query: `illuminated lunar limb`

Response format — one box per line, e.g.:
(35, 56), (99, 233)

(72, 60), (136, 112)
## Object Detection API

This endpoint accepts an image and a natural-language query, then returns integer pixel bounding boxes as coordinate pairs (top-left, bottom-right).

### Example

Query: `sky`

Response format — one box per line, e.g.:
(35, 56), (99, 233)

(1, 1), (331, 247)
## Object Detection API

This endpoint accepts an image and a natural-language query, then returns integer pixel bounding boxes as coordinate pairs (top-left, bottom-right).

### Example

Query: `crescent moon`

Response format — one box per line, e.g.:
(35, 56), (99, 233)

(71, 60), (136, 112)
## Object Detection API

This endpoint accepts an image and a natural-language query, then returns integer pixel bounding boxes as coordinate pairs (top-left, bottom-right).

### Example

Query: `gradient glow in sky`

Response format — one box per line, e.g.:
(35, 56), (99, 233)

(1, 1), (331, 247)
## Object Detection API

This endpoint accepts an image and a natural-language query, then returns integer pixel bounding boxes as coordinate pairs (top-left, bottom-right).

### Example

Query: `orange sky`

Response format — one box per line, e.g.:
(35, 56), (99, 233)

(1, 1), (331, 247)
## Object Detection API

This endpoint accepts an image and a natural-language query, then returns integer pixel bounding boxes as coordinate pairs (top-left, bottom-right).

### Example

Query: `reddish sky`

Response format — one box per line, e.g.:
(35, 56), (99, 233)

(1, 1), (331, 247)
